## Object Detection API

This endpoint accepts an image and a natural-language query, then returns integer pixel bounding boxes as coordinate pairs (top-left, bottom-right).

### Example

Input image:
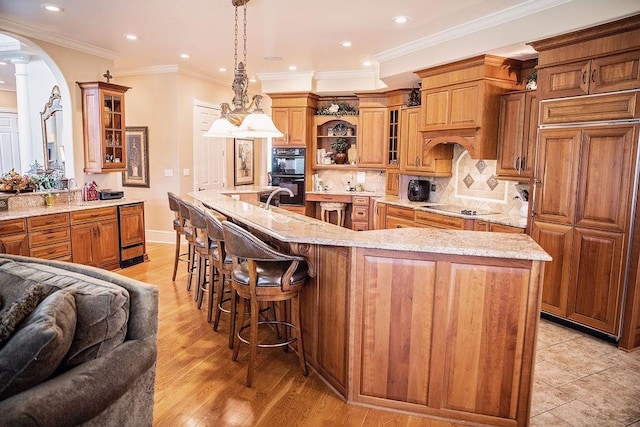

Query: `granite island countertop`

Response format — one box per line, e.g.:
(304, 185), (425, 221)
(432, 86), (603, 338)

(190, 190), (549, 261)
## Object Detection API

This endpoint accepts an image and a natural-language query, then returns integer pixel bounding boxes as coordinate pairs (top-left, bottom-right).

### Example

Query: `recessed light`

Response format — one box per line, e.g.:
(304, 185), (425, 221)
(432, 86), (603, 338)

(341, 41), (352, 48)
(288, 65), (297, 71)
(180, 54), (190, 59)
(219, 67), (227, 72)
(41, 4), (63, 12)
(393, 16), (410, 24)
(249, 77), (257, 83)
(124, 34), (138, 41)
(362, 61), (372, 67)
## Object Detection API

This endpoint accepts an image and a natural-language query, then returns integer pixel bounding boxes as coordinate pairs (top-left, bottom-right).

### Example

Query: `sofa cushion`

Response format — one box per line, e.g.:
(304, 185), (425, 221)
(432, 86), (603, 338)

(0, 290), (77, 400)
(0, 261), (129, 369)
(0, 282), (52, 347)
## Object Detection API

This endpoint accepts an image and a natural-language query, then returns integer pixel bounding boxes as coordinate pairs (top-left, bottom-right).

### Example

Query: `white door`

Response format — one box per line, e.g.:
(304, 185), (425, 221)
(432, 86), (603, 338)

(0, 111), (21, 172)
(193, 103), (225, 192)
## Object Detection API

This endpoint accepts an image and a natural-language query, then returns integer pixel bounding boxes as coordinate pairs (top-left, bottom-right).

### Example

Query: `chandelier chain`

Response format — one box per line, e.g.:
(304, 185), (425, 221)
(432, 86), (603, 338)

(243, 1), (248, 68)
(234, 4), (239, 69)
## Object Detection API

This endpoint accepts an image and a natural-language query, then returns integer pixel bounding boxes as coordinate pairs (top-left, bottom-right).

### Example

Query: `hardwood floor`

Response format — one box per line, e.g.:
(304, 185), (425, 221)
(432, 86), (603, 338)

(118, 242), (640, 426)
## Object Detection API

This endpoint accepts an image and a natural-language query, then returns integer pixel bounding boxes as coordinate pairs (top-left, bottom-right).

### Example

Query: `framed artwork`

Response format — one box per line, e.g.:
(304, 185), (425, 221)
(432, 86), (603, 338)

(234, 138), (254, 186)
(122, 126), (150, 188)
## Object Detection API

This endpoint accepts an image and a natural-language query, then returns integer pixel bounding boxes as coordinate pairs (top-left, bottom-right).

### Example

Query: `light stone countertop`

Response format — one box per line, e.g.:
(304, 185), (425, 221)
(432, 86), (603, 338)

(0, 198), (145, 221)
(220, 185), (279, 194)
(190, 190), (550, 261)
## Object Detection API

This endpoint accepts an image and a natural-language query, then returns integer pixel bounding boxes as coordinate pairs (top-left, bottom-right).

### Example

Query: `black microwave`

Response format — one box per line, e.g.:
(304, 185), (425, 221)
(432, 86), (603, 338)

(408, 179), (430, 202)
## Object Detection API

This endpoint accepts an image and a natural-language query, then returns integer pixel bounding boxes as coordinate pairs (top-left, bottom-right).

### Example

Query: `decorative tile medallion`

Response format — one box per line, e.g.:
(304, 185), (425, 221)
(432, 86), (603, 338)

(486, 175), (499, 191)
(463, 173), (475, 188)
(475, 160), (487, 173)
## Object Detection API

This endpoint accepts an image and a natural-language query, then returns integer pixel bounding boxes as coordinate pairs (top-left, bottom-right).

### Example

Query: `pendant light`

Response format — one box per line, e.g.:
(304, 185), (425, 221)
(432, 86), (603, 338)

(204, 0), (283, 138)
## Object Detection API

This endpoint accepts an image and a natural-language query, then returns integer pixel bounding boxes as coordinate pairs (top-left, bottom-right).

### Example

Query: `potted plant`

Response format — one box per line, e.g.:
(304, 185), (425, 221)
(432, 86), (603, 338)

(331, 138), (349, 164)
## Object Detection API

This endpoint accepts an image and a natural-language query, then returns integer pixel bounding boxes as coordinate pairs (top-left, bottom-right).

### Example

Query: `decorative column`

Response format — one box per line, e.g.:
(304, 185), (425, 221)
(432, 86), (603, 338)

(11, 55), (33, 172)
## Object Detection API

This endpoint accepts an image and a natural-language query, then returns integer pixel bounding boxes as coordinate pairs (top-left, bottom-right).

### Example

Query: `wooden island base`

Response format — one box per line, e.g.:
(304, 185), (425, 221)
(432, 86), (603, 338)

(191, 191), (549, 426)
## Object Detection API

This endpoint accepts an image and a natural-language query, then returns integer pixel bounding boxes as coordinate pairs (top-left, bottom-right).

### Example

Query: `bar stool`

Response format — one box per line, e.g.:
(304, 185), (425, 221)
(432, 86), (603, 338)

(204, 210), (235, 346)
(221, 220), (309, 387)
(320, 202), (346, 226)
(187, 203), (214, 309)
(167, 192), (188, 281)
(177, 198), (197, 292)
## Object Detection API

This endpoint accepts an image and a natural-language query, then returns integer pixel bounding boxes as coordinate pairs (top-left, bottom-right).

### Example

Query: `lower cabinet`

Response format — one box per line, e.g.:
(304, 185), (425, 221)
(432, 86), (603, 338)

(384, 205), (415, 228)
(476, 220), (525, 233)
(351, 196), (370, 231)
(118, 203), (146, 266)
(27, 213), (71, 261)
(71, 207), (120, 270)
(415, 210), (473, 230)
(0, 218), (28, 256)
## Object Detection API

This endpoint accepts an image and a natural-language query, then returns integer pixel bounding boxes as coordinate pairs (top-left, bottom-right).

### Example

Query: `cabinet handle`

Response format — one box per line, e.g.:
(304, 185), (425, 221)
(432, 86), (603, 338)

(520, 157), (526, 171)
(514, 157), (520, 171)
(531, 178), (541, 217)
(591, 69), (596, 83)
(582, 70), (587, 84)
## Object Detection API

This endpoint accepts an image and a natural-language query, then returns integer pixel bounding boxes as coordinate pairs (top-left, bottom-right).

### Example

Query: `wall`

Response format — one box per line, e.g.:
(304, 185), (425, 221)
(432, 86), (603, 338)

(0, 91), (17, 109)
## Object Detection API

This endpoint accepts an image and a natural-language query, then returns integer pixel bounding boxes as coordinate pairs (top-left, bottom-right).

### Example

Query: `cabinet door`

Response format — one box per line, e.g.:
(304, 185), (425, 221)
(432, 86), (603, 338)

(0, 234), (28, 256)
(358, 108), (387, 167)
(575, 126), (637, 231)
(287, 107), (307, 146)
(568, 227), (624, 335)
(534, 128), (581, 224)
(538, 61), (590, 100)
(521, 92), (539, 178)
(421, 89), (449, 130)
(385, 170), (399, 196)
(372, 201), (386, 230)
(590, 50), (640, 95)
(531, 221), (573, 317)
(400, 107), (422, 172)
(449, 82), (480, 128)
(96, 219), (120, 268)
(271, 108), (289, 146)
(119, 203), (145, 247)
(71, 223), (97, 266)
(496, 92), (526, 177)
(387, 107), (400, 167)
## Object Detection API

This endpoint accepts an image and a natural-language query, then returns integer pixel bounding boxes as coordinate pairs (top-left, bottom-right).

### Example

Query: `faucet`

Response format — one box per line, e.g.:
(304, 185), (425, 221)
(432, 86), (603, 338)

(67, 178), (77, 205)
(264, 187), (294, 210)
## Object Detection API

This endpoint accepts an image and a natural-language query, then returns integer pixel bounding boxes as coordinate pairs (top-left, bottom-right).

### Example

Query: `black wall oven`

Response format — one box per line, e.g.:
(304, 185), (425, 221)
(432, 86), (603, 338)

(269, 147), (305, 206)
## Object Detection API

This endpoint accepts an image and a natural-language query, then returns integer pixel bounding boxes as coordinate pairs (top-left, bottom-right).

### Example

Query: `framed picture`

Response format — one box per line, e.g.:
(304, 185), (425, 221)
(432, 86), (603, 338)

(122, 126), (150, 188)
(234, 138), (254, 186)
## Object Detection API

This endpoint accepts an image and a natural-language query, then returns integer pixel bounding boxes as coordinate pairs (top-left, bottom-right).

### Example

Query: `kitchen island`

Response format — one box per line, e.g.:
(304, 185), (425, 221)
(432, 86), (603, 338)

(191, 190), (550, 426)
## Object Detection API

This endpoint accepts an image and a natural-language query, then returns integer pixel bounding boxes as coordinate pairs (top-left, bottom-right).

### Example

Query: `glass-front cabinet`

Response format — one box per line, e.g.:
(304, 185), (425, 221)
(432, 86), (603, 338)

(78, 81), (130, 173)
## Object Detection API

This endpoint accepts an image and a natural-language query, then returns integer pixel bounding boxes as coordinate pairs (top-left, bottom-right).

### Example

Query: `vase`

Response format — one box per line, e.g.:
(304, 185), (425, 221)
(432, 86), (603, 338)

(334, 151), (347, 164)
(347, 144), (357, 164)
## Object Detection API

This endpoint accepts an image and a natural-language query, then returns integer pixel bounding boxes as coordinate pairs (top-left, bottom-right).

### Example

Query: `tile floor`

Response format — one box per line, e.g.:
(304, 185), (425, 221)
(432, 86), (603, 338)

(531, 319), (640, 426)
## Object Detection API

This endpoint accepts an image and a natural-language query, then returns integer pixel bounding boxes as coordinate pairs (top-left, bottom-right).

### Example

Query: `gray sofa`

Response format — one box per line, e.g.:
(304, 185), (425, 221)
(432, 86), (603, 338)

(0, 254), (158, 426)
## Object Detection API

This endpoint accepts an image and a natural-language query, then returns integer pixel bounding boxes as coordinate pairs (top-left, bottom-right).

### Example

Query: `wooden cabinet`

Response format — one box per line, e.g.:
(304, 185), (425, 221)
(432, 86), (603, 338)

(385, 170), (399, 196)
(357, 107), (387, 168)
(532, 125), (638, 335)
(119, 203), (146, 266)
(269, 93), (318, 148)
(537, 50), (640, 100)
(312, 116), (358, 168)
(416, 55), (522, 159)
(475, 220), (525, 234)
(27, 213), (71, 261)
(414, 210), (473, 230)
(384, 205), (414, 229)
(372, 200), (386, 230)
(78, 81), (130, 173)
(496, 90), (538, 180)
(0, 218), (27, 256)
(387, 107), (400, 168)
(399, 107), (453, 176)
(351, 196), (370, 231)
(71, 207), (120, 270)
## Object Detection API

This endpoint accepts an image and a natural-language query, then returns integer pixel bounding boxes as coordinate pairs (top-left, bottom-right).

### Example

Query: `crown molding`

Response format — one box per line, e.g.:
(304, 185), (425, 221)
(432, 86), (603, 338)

(257, 71), (315, 82)
(375, 0), (571, 63)
(0, 17), (119, 61)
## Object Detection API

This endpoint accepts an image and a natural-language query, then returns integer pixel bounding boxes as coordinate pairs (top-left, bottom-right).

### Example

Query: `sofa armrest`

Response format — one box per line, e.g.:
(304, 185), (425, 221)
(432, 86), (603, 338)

(0, 338), (156, 426)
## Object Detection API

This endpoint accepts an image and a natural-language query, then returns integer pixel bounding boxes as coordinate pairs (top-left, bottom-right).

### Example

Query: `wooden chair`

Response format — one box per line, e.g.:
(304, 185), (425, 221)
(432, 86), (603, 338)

(221, 220), (309, 387)
(320, 202), (346, 226)
(177, 198), (197, 292)
(167, 192), (189, 281)
(187, 203), (214, 308)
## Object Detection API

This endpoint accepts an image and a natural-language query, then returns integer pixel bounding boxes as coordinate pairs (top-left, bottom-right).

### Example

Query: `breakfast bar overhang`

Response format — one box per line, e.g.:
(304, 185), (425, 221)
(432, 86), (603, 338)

(191, 190), (551, 427)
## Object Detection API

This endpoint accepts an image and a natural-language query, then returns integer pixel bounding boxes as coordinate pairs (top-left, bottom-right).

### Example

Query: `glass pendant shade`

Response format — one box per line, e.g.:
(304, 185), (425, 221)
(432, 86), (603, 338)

(235, 113), (283, 138)
(203, 118), (238, 138)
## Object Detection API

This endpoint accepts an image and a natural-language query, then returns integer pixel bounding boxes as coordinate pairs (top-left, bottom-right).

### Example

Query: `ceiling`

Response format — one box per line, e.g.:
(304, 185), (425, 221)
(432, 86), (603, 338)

(0, 0), (639, 94)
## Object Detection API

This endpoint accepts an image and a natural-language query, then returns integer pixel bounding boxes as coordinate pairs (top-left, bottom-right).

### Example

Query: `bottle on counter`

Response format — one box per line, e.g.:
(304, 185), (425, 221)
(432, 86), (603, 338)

(346, 181), (351, 191)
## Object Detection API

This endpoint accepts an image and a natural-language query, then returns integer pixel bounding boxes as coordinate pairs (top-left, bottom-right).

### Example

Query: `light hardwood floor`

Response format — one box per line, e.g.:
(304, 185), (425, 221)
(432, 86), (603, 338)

(118, 242), (640, 427)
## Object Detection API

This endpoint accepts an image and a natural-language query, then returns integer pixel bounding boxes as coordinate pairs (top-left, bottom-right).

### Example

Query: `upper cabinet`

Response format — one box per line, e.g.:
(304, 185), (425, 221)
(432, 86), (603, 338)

(530, 15), (640, 101)
(356, 94), (388, 169)
(415, 55), (523, 159)
(312, 115), (358, 169)
(495, 90), (538, 180)
(385, 89), (411, 169)
(268, 93), (318, 147)
(78, 81), (130, 173)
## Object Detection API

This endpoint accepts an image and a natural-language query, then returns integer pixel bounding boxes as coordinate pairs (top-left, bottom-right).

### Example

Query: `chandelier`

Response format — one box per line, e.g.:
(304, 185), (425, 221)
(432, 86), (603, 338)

(204, 0), (283, 138)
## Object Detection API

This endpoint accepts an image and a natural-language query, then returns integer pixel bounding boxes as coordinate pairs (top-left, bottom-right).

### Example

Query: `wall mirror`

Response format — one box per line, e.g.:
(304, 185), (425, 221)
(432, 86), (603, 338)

(41, 85), (64, 171)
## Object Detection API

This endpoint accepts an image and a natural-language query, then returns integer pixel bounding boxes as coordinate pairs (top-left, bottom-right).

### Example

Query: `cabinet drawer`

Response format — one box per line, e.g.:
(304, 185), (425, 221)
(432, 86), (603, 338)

(352, 206), (369, 221)
(306, 194), (352, 203)
(70, 207), (118, 224)
(352, 221), (369, 231)
(540, 92), (640, 125)
(386, 205), (414, 221)
(29, 241), (72, 260)
(415, 210), (466, 230)
(27, 213), (70, 231)
(0, 218), (27, 236)
(28, 227), (71, 247)
(385, 216), (414, 229)
(491, 223), (525, 234)
(121, 244), (145, 261)
(352, 196), (369, 206)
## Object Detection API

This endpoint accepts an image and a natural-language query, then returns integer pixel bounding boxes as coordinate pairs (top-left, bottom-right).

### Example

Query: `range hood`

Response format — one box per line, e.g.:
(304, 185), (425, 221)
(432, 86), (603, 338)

(415, 55), (524, 159)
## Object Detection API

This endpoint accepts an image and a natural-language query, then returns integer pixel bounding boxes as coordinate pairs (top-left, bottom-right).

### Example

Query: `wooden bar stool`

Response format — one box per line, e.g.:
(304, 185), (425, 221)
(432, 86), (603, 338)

(320, 202), (346, 226)
(221, 220), (309, 387)
(177, 198), (198, 293)
(167, 192), (188, 281)
(187, 203), (214, 309)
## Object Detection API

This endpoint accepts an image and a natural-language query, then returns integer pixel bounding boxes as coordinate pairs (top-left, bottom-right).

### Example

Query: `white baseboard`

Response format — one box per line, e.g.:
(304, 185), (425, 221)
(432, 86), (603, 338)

(146, 229), (176, 244)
